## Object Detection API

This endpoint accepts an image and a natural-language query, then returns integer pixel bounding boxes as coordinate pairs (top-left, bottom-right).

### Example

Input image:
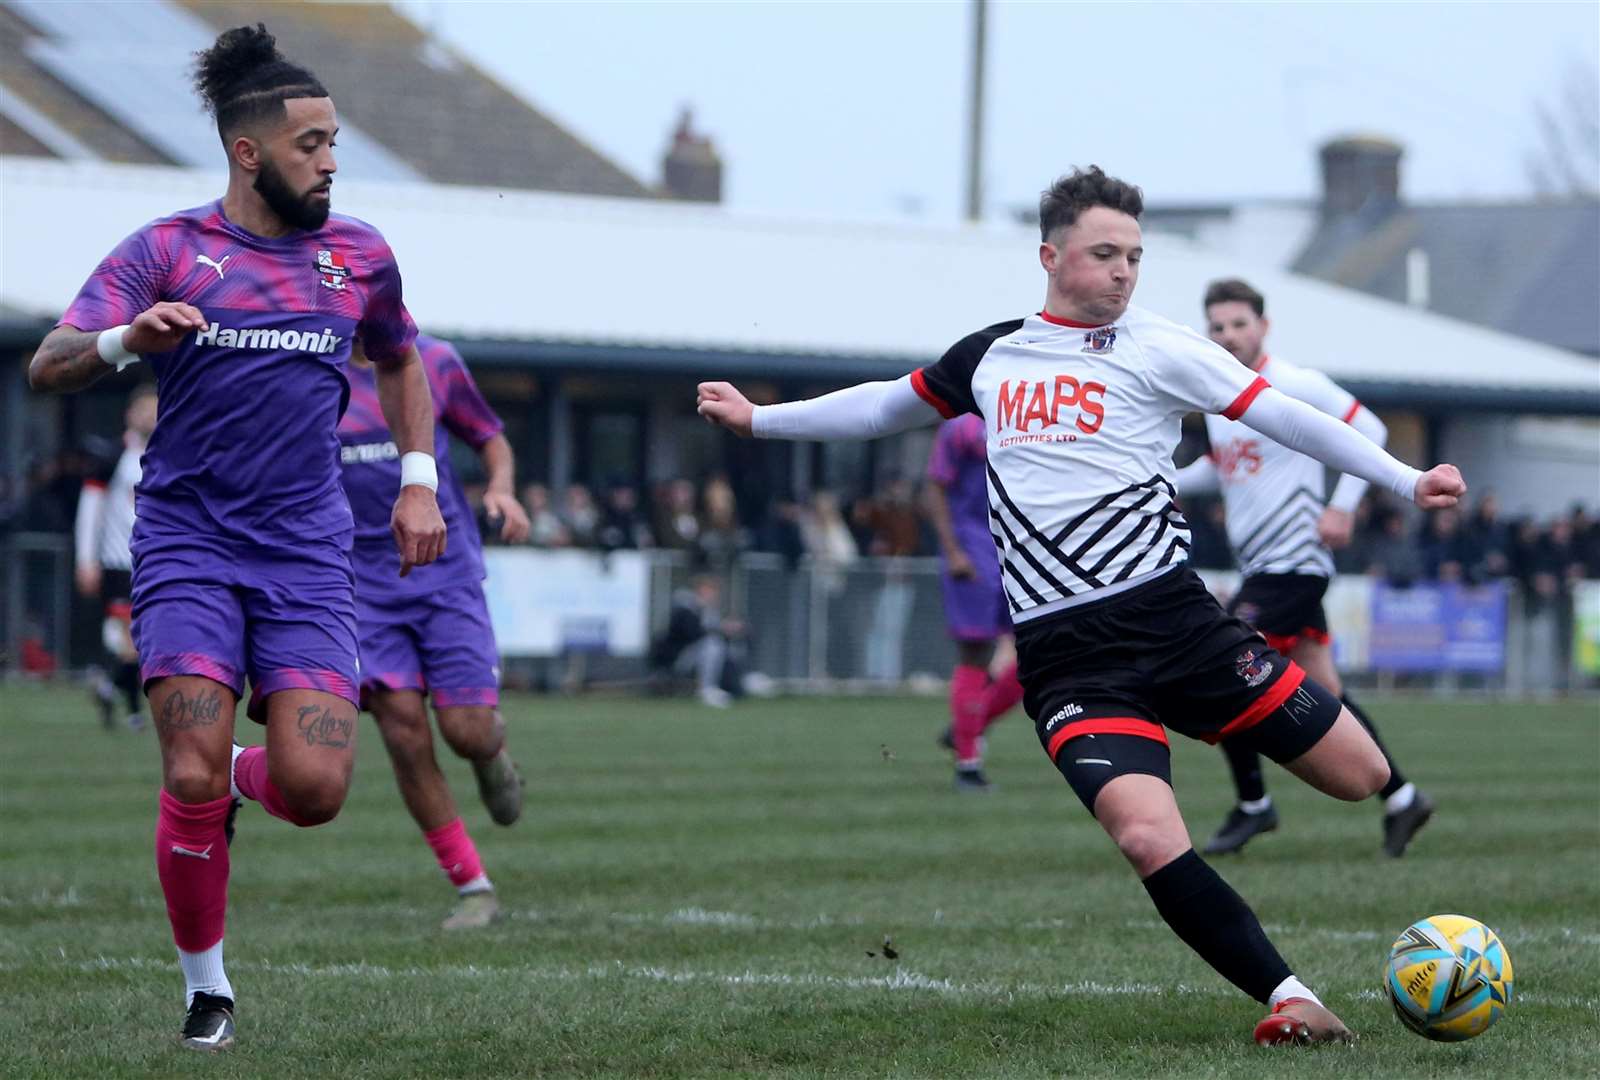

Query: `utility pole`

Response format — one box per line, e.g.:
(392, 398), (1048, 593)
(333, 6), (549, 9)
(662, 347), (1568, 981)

(964, 0), (987, 222)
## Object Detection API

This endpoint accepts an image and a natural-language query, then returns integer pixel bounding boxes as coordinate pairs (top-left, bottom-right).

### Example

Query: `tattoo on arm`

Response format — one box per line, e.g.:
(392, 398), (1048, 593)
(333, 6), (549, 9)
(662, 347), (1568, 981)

(296, 704), (355, 749)
(156, 688), (224, 732)
(28, 330), (110, 393)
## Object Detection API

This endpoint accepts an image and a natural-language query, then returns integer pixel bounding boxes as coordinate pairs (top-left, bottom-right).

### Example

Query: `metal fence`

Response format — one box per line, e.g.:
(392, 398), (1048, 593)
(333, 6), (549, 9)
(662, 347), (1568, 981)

(3, 538), (1597, 697)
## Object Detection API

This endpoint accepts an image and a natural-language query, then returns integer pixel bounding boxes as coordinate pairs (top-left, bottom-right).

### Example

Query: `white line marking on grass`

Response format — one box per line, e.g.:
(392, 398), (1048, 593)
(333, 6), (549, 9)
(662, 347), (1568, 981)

(11, 954), (1596, 1009)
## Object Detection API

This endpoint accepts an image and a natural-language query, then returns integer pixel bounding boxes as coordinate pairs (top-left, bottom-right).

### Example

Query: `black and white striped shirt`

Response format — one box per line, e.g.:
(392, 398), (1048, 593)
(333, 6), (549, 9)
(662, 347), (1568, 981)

(911, 306), (1265, 623)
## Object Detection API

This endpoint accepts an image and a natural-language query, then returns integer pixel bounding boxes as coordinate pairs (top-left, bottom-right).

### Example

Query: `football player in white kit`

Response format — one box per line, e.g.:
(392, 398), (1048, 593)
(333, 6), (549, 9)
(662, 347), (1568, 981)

(1176, 279), (1434, 858)
(695, 166), (1466, 1045)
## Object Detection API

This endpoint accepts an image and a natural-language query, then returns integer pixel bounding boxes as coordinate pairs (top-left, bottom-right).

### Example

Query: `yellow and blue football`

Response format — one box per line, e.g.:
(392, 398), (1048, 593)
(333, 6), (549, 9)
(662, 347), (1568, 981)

(1386, 914), (1513, 1041)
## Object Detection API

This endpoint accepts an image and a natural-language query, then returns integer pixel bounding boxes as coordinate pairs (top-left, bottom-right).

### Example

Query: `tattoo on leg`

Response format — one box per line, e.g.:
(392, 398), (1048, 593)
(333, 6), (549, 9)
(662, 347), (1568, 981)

(297, 704), (354, 748)
(156, 687), (224, 732)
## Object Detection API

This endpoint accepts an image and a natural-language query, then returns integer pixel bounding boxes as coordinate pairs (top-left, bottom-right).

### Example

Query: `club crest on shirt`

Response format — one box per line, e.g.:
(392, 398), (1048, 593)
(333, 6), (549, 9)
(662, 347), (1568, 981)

(1082, 327), (1116, 354)
(316, 249), (351, 291)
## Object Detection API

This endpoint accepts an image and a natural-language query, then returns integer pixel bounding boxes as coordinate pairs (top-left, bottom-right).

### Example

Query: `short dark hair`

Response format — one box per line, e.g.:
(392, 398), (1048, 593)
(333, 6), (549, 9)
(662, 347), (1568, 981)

(192, 24), (328, 143)
(1038, 166), (1144, 241)
(1203, 278), (1266, 317)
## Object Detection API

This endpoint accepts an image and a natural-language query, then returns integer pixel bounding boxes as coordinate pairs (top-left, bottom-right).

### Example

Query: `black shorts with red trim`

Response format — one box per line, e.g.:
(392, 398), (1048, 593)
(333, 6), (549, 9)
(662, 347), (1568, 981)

(100, 568), (133, 622)
(1227, 572), (1330, 654)
(1016, 565), (1341, 811)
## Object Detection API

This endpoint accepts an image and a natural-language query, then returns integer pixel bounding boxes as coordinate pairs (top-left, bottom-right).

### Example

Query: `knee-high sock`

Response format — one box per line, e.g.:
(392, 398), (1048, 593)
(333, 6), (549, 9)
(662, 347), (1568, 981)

(1142, 849), (1292, 1002)
(979, 663), (1023, 730)
(1341, 694), (1406, 798)
(233, 745), (316, 827)
(1221, 738), (1268, 804)
(156, 790), (231, 953)
(424, 817), (490, 893)
(949, 665), (989, 764)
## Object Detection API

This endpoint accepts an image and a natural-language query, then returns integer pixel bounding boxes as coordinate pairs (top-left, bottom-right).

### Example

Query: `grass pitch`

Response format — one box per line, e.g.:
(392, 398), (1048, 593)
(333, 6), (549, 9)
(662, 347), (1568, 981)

(1, 683), (1596, 1078)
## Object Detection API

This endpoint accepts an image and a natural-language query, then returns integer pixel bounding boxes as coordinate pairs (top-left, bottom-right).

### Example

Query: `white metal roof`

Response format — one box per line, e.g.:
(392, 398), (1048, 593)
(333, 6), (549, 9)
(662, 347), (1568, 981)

(3, 157), (1596, 400)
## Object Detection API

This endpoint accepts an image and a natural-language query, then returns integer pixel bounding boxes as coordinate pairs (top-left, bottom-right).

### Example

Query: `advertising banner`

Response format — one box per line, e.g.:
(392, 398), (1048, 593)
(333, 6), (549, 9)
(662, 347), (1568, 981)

(1369, 581), (1508, 673)
(482, 549), (650, 657)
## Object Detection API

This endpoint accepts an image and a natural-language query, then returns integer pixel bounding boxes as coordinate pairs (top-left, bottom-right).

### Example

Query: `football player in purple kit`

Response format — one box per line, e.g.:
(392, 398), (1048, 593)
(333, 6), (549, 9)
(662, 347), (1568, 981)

(340, 335), (530, 930)
(27, 26), (445, 1051)
(926, 414), (1024, 790)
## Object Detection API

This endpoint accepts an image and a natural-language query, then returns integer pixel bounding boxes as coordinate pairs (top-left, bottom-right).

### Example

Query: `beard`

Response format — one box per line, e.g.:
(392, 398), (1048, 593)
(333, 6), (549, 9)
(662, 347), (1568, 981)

(253, 157), (330, 231)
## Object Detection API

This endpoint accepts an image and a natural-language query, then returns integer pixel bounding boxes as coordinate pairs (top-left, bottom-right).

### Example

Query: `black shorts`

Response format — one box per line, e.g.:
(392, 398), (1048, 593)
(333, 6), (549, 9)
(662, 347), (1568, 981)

(1226, 573), (1330, 653)
(100, 568), (133, 621)
(1015, 566), (1341, 811)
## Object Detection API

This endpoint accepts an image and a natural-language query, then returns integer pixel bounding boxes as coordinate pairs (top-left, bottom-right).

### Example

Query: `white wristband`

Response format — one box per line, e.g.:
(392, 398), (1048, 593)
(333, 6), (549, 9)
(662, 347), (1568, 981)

(399, 451), (438, 492)
(96, 325), (139, 372)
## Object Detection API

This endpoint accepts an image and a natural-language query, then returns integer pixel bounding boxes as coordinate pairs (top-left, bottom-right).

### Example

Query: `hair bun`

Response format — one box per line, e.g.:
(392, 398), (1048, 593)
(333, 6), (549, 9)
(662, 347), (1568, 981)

(193, 23), (282, 113)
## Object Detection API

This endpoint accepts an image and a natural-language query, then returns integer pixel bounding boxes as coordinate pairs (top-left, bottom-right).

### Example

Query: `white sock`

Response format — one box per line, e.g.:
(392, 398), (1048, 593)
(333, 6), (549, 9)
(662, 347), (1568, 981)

(1384, 782), (1416, 814)
(1239, 795), (1273, 814)
(178, 940), (234, 1007)
(228, 743), (245, 802)
(457, 873), (493, 896)
(1268, 975), (1321, 1008)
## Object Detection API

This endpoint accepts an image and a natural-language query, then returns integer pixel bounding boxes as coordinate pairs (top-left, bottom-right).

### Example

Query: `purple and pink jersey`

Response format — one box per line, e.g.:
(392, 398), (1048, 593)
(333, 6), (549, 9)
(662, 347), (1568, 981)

(927, 414), (1010, 641)
(59, 201), (416, 709)
(337, 335), (502, 598)
(60, 200), (417, 544)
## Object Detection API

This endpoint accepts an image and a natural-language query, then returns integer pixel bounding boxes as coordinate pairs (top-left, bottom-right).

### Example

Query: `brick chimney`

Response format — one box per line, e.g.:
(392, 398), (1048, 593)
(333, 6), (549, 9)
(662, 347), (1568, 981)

(661, 107), (722, 203)
(1318, 135), (1403, 219)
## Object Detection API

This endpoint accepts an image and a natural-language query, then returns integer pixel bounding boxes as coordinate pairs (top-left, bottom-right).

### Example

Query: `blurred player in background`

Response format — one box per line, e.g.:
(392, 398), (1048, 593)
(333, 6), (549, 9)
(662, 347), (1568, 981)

(1176, 279), (1434, 857)
(697, 166), (1467, 1044)
(925, 414), (1023, 790)
(27, 24), (445, 1051)
(76, 383), (157, 732)
(339, 335), (528, 930)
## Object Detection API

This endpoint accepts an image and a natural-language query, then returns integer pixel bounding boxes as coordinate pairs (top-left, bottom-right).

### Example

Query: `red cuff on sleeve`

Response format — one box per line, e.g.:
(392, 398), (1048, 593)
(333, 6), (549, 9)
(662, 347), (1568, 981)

(1222, 375), (1270, 421)
(911, 368), (958, 419)
(1341, 400), (1362, 424)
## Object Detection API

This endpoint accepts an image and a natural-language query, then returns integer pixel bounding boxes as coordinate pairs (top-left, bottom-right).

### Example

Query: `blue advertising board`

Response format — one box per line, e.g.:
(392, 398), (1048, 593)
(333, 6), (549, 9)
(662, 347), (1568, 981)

(1369, 582), (1508, 673)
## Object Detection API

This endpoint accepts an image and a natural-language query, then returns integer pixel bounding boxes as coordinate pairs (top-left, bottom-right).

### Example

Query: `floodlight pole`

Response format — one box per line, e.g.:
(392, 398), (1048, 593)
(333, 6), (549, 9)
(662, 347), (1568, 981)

(965, 0), (987, 222)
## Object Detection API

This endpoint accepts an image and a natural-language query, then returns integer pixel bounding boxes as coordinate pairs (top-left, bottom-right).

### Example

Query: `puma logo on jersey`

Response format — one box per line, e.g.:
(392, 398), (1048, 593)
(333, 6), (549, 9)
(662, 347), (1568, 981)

(170, 843), (213, 860)
(196, 254), (231, 280)
(996, 376), (1107, 438)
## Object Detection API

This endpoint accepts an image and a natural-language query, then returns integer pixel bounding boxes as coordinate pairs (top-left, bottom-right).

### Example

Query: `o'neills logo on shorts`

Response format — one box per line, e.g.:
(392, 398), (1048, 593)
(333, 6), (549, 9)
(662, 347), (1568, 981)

(193, 322), (343, 354)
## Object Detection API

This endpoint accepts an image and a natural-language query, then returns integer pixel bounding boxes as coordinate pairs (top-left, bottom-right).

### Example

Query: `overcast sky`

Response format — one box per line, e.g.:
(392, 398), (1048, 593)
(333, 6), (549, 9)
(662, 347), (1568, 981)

(396, 1), (1597, 221)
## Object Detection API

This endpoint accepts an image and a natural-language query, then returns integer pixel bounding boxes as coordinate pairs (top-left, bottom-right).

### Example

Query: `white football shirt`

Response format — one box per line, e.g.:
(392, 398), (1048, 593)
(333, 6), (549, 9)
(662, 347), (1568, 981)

(914, 304), (1264, 623)
(1202, 355), (1362, 579)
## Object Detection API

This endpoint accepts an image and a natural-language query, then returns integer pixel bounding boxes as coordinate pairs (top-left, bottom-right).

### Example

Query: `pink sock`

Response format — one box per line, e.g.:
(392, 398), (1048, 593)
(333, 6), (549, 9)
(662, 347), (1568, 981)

(950, 664), (989, 764)
(980, 663), (1024, 730)
(423, 817), (487, 889)
(233, 745), (316, 827)
(155, 790), (231, 952)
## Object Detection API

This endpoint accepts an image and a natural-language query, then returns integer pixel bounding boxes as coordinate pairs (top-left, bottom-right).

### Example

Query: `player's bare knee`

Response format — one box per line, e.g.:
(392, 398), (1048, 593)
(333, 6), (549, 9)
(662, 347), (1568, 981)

(275, 768), (350, 825)
(437, 706), (503, 761)
(163, 756), (229, 803)
(1112, 819), (1189, 877)
(374, 701), (433, 763)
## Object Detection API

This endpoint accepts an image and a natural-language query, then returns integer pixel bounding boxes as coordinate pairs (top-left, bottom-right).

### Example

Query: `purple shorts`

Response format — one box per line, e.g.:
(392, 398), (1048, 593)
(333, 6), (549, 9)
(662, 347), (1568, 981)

(131, 530), (358, 718)
(356, 580), (500, 708)
(941, 557), (1012, 642)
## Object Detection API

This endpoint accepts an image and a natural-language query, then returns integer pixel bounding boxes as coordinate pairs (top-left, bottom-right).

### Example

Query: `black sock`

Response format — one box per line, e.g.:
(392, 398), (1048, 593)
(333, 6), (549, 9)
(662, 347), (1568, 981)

(1341, 694), (1405, 798)
(1142, 849), (1291, 1003)
(114, 661), (141, 714)
(1221, 739), (1267, 804)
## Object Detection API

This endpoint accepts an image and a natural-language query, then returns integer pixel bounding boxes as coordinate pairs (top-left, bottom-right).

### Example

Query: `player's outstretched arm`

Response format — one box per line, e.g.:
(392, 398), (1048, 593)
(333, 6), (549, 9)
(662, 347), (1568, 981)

(373, 343), (448, 576)
(697, 375), (945, 441)
(1238, 387), (1464, 510)
(478, 433), (530, 543)
(29, 303), (206, 393)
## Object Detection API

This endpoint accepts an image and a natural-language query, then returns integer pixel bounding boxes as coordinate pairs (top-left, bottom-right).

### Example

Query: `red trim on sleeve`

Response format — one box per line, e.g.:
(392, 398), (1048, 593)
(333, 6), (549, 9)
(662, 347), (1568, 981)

(82, 479), (108, 492)
(1046, 716), (1168, 761)
(1204, 663), (1307, 745)
(1037, 310), (1108, 329)
(910, 368), (958, 419)
(1341, 400), (1362, 424)
(1222, 375), (1270, 421)
(105, 602), (133, 621)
